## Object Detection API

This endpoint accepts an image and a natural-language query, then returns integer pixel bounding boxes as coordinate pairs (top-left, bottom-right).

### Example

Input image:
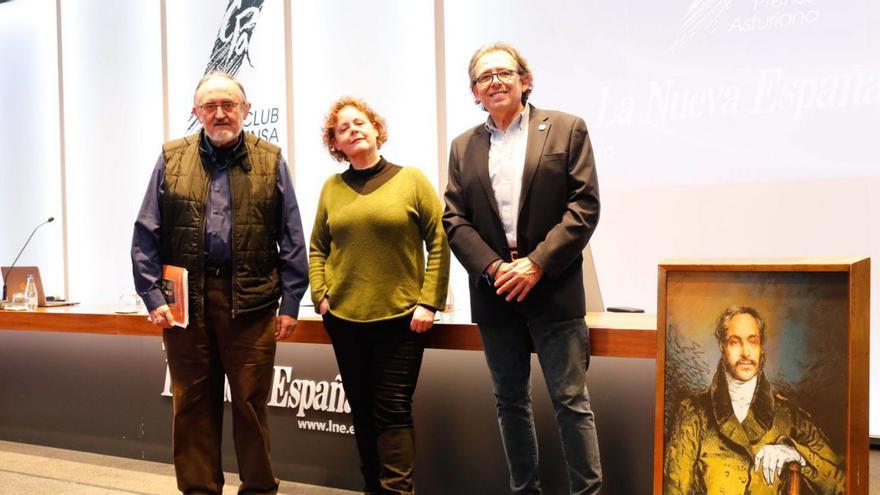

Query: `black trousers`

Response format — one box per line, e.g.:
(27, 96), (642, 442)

(163, 274), (279, 495)
(323, 311), (426, 495)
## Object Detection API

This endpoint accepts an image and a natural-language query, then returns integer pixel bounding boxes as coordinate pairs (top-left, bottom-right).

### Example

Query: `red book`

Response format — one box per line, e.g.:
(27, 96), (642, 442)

(159, 265), (189, 328)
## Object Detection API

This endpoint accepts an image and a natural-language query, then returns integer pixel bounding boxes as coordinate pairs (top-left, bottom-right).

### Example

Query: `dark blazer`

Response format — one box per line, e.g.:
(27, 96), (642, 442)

(443, 105), (600, 324)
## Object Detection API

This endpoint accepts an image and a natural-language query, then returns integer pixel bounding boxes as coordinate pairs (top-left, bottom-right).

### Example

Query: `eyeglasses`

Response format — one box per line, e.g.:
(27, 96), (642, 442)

(473, 69), (520, 86)
(199, 101), (240, 113)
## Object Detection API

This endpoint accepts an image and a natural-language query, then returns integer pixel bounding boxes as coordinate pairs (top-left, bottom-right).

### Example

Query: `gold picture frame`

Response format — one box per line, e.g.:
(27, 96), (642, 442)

(653, 258), (869, 494)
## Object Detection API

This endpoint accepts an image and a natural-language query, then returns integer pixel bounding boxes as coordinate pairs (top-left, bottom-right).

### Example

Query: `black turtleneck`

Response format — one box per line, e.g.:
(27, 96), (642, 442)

(340, 156), (402, 194)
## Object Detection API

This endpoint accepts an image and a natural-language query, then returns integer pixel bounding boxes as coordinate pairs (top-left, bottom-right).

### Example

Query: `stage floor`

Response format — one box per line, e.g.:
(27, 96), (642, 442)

(1, 439), (878, 494)
(0, 440), (358, 495)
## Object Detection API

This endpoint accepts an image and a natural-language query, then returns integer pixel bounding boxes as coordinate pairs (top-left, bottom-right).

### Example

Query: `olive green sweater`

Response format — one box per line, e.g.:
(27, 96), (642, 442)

(309, 159), (450, 322)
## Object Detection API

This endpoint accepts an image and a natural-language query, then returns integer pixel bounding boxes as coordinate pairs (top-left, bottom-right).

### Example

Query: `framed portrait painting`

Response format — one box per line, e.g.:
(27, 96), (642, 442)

(653, 258), (869, 495)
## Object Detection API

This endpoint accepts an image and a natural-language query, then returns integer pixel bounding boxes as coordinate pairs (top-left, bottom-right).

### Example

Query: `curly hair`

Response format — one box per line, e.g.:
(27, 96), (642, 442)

(321, 97), (388, 163)
(714, 305), (766, 346)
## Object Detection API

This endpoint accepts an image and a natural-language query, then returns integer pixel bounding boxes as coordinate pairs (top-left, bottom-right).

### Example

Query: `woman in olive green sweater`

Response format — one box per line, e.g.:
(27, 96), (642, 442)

(309, 97), (449, 495)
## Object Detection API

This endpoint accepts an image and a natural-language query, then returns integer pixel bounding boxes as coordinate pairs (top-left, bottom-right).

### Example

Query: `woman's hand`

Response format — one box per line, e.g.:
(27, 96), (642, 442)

(410, 305), (435, 333)
(318, 297), (330, 315)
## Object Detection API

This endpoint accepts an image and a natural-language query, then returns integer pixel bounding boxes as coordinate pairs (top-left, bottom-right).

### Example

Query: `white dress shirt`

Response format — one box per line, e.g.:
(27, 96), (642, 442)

(486, 105), (530, 249)
(725, 369), (758, 423)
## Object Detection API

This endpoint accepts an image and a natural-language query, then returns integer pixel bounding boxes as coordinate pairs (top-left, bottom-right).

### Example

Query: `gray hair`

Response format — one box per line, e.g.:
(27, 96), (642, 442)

(193, 71), (247, 105)
(714, 305), (766, 346)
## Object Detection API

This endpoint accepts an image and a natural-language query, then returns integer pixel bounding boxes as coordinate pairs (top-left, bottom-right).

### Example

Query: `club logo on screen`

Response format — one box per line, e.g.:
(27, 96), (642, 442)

(669, 0), (733, 52)
(184, 0), (284, 144)
(187, 0), (265, 133)
(671, 0), (823, 51)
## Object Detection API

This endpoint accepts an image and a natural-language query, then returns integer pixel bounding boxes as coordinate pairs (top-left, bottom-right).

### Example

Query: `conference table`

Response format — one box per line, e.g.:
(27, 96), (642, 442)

(0, 305), (656, 355)
(0, 306), (658, 494)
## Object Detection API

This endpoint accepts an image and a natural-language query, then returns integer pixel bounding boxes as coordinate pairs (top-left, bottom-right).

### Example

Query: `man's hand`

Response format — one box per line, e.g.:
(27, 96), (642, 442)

(275, 315), (297, 340)
(318, 297), (330, 315)
(148, 304), (175, 328)
(754, 444), (804, 485)
(410, 305), (435, 333)
(494, 258), (544, 302)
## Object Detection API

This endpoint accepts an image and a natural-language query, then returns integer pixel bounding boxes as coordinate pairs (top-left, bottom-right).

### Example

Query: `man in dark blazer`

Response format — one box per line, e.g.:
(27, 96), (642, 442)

(443, 43), (602, 495)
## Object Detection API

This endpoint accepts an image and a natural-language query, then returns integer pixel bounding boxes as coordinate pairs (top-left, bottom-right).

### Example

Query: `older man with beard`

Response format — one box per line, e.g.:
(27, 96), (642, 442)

(132, 72), (307, 495)
(664, 306), (846, 495)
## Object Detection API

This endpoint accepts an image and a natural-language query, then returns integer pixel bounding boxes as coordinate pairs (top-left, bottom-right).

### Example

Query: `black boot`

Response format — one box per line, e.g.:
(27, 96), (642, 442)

(362, 466), (382, 495)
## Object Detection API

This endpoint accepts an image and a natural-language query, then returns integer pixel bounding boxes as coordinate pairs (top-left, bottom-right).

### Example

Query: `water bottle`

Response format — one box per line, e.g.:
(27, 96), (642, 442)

(24, 274), (38, 311)
(444, 288), (454, 315)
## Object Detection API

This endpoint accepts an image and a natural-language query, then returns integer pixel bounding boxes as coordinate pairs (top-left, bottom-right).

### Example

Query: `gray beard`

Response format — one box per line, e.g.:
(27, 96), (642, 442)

(206, 128), (241, 147)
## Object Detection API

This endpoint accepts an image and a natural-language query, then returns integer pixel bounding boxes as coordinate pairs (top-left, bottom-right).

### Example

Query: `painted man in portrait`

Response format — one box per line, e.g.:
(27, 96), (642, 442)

(663, 305), (845, 494)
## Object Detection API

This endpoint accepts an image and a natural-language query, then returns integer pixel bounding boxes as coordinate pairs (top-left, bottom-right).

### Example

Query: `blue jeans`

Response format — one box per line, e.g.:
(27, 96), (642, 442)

(479, 317), (602, 495)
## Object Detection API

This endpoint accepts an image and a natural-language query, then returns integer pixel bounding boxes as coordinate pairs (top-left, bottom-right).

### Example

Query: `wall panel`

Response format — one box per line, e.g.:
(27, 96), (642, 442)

(290, 0), (439, 273)
(60, 0), (164, 303)
(0, 0), (64, 295)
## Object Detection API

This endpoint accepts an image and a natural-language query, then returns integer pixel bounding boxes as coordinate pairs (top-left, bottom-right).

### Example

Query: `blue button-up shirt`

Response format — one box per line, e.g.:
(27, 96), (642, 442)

(131, 132), (308, 317)
(200, 132), (242, 266)
(486, 104), (530, 249)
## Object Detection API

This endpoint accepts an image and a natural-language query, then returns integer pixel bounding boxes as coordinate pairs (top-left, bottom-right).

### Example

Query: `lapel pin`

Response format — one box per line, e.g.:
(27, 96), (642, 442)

(538, 123), (547, 132)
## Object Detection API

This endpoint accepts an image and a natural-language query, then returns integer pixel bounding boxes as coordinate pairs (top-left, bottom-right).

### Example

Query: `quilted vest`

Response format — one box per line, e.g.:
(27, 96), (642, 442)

(160, 132), (281, 319)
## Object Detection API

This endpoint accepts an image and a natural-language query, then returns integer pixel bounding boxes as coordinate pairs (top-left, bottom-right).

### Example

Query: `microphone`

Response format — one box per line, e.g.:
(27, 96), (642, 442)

(2, 217), (54, 301)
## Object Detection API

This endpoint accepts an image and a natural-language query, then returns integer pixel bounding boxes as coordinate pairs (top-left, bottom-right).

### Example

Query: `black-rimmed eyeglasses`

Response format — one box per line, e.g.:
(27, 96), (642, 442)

(473, 69), (520, 86)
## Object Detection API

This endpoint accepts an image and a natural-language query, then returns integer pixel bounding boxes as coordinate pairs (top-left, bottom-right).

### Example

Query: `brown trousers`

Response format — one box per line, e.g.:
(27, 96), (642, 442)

(163, 273), (279, 495)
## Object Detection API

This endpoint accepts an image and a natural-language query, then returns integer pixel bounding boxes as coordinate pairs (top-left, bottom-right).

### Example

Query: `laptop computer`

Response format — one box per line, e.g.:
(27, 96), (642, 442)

(1, 266), (78, 307)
